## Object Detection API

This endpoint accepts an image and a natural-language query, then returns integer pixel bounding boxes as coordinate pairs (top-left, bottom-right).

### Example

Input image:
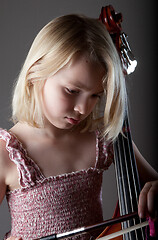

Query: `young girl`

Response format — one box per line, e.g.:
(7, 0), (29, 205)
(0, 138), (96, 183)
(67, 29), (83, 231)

(0, 14), (157, 240)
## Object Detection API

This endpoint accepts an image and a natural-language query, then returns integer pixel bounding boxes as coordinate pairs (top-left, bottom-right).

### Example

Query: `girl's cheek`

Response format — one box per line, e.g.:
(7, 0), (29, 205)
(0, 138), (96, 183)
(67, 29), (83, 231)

(59, 97), (74, 111)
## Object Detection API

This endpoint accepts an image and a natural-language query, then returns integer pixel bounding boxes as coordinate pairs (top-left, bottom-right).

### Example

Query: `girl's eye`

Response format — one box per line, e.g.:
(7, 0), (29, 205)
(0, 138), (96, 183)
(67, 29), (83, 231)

(65, 88), (79, 94)
(92, 93), (102, 99)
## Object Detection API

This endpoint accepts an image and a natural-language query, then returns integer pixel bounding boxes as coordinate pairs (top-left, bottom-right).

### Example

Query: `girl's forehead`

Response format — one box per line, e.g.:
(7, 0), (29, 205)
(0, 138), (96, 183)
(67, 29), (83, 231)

(56, 55), (105, 92)
(66, 54), (106, 76)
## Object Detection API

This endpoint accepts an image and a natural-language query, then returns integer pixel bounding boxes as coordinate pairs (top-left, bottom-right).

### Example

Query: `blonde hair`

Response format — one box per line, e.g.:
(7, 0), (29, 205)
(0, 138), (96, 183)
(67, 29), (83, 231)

(12, 14), (127, 141)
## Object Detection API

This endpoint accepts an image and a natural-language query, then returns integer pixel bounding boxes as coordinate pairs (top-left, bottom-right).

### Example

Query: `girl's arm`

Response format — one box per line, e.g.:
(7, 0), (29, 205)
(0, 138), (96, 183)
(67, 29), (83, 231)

(0, 141), (7, 205)
(133, 143), (158, 183)
(0, 141), (22, 240)
(0, 179), (6, 205)
(133, 142), (158, 219)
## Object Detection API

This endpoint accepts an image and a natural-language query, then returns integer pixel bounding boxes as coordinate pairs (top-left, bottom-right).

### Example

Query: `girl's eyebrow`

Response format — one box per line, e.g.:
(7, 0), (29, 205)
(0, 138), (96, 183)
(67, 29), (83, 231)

(68, 81), (90, 91)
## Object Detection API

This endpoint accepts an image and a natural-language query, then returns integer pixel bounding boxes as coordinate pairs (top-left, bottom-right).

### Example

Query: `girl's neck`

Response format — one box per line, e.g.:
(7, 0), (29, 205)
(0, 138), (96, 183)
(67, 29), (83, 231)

(38, 124), (72, 140)
(11, 121), (80, 141)
(40, 118), (84, 140)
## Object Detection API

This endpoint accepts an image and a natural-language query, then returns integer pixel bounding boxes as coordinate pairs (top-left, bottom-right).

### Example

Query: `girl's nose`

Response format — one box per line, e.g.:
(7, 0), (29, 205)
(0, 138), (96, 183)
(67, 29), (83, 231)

(74, 99), (88, 115)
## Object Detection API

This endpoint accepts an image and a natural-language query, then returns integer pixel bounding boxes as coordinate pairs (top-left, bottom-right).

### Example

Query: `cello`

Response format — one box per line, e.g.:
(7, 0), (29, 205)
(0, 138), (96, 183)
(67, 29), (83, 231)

(97, 5), (157, 240)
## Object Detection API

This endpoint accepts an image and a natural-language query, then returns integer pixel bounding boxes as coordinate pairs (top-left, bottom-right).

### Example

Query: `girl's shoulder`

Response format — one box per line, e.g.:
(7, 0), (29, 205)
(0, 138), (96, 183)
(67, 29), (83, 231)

(0, 136), (8, 204)
(0, 127), (22, 160)
(0, 128), (11, 163)
(0, 128), (18, 190)
(0, 125), (32, 173)
(0, 126), (43, 191)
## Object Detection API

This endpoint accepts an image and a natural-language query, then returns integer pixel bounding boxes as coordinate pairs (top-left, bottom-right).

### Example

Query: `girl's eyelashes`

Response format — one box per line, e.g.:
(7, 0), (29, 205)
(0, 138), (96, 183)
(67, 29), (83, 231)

(92, 93), (103, 99)
(65, 88), (79, 94)
(65, 87), (103, 98)
(92, 94), (101, 99)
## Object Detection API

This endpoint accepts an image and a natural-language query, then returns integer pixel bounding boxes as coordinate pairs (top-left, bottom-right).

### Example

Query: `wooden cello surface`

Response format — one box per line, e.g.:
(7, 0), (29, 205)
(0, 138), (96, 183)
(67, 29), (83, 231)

(97, 202), (122, 239)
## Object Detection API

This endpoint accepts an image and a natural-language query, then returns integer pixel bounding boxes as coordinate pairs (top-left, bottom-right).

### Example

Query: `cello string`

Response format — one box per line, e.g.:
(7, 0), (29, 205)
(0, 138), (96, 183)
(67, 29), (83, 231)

(113, 141), (127, 216)
(120, 128), (134, 213)
(125, 117), (140, 203)
(116, 129), (133, 240)
(115, 115), (146, 240)
(124, 118), (146, 239)
(120, 131), (133, 240)
(121, 117), (144, 240)
(124, 118), (139, 208)
(121, 119), (138, 240)
(114, 135), (132, 240)
(125, 118), (145, 239)
(114, 138), (126, 214)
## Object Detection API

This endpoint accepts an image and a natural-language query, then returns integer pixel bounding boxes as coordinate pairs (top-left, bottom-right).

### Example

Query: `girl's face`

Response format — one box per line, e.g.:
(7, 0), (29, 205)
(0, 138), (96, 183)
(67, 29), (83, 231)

(41, 55), (105, 131)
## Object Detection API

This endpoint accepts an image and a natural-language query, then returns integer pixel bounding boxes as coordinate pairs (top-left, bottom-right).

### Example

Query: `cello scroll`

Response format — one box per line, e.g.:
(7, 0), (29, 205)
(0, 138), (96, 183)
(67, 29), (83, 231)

(99, 5), (137, 75)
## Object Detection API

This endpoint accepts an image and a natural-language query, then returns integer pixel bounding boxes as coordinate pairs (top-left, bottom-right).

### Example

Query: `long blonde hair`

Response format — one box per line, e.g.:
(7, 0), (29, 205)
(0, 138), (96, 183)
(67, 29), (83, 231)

(12, 14), (127, 141)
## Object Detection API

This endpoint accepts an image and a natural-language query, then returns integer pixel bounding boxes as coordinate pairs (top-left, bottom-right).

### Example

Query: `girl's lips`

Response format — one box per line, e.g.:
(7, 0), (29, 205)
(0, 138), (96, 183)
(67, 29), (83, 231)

(66, 117), (80, 125)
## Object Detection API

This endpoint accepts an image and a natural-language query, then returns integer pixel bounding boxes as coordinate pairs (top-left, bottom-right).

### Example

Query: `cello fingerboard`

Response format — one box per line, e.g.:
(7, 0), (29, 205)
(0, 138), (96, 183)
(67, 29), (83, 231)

(114, 115), (146, 240)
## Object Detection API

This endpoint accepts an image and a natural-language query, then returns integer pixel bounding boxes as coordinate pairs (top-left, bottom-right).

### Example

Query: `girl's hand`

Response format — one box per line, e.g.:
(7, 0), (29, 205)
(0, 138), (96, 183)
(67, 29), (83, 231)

(138, 180), (158, 220)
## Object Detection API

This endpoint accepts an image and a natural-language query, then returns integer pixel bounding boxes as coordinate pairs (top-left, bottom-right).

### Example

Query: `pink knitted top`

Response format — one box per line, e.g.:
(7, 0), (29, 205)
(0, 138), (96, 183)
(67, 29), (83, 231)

(0, 128), (113, 240)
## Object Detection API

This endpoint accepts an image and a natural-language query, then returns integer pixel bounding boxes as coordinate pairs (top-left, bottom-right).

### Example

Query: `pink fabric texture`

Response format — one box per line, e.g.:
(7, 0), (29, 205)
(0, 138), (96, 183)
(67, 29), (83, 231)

(148, 217), (157, 237)
(0, 128), (113, 239)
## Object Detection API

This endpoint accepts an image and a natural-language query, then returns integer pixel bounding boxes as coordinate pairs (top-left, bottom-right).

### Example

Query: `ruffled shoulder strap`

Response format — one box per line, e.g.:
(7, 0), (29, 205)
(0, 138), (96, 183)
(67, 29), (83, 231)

(0, 128), (45, 189)
(95, 130), (114, 170)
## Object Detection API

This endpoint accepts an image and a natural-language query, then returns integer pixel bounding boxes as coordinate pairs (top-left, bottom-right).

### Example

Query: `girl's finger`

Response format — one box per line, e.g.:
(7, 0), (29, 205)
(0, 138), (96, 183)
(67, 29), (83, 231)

(147, 181), (158, 219)
(138, 182), (152, 218)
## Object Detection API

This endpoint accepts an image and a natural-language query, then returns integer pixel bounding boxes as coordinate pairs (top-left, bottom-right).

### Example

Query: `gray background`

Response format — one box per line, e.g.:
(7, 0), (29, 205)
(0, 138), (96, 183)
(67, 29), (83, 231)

(0, 0), (157, 238)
